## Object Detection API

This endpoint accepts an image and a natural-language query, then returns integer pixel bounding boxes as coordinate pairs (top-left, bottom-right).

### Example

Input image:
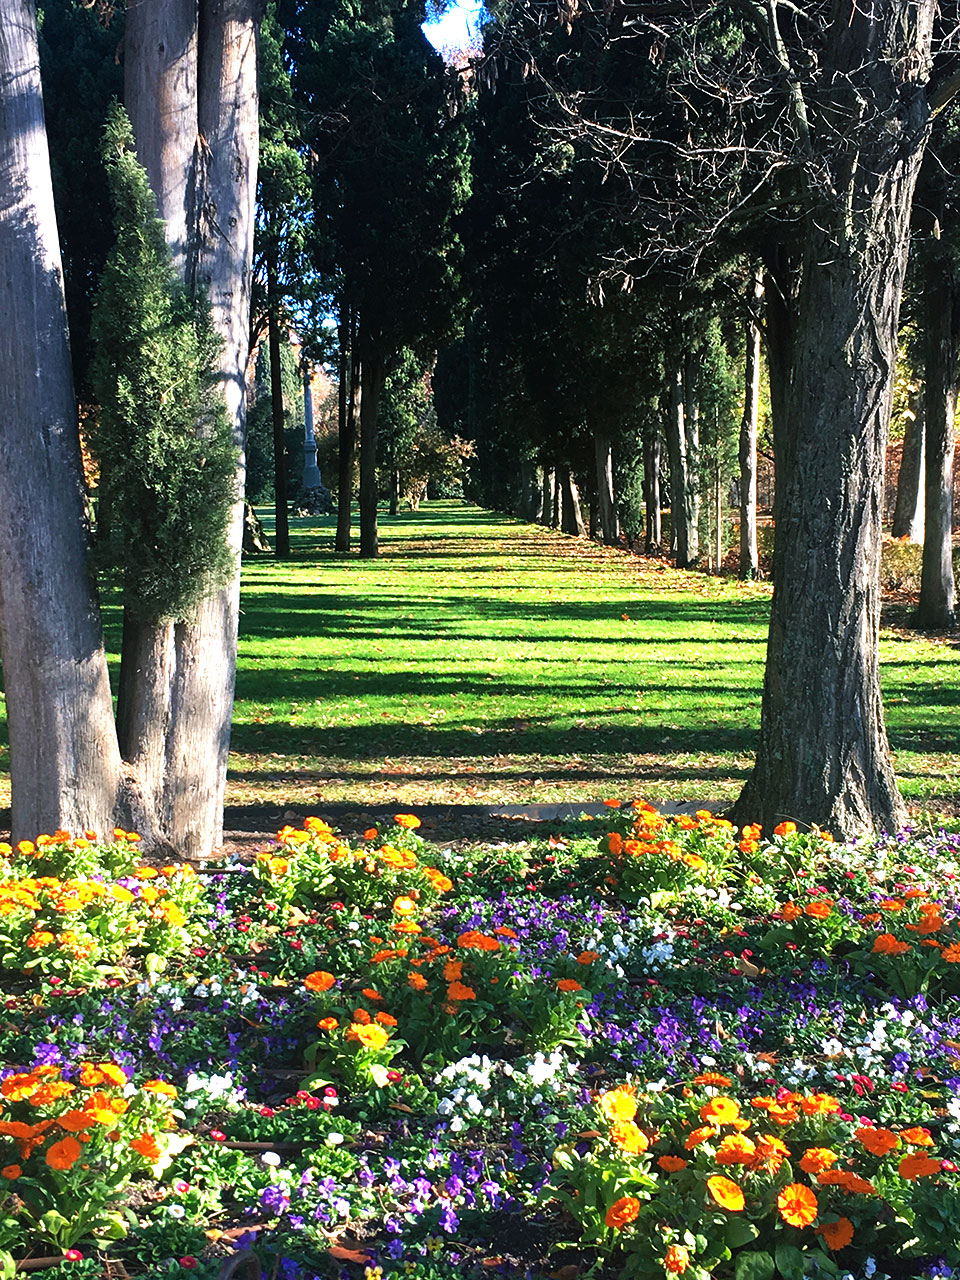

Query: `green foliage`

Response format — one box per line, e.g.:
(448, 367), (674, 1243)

(89, 104), (238, 622)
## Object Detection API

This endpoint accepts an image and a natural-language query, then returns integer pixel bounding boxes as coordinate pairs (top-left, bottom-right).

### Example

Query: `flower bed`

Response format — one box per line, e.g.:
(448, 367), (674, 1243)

(0, 809), (959, 1280)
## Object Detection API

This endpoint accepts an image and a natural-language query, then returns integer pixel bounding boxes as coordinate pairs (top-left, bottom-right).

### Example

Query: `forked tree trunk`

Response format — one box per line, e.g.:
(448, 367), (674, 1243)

(891, 394), (925, 542)
(733, 5), (932, 836)
(0, 0), (123, 839)
(916, 259), (958, 629)
(643, 421), (661, 553)
(358, 325), (386, 558)
(593, 431), (619, 545)
(123, 0), (260, 857)
(739, 272), (762, 578)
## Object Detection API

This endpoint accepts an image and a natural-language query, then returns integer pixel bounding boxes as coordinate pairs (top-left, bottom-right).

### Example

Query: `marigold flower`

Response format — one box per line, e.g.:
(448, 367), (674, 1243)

(663, 1244), (690, 1274)
(142, 1079), (178, 1098)
(900, 1126), (934, 1147)
(46, 1135), (82, 1170)
(408, 972), (428, 991)
(303, 971), (336, 993)
(375, 1012), (398, 1026)
(392, 896), (418, 915)
(443, 959), (463, 981)
(345, 1022), (390, 1050)
(361, 988), (383, 1002)
(363, 828), (378, 840)
(706, 1175), (745, 1211)
(457, 930), (500, 951)
(855, 1126), (899, 1156)
(447, 980), (477, 1001)
(1, 1165), (20, 1180)
(941, 943), (960, 963)
(798, 1147), (839, 1175)
(604, 1195), (641, 1229)
(130, 1132), (162, 1161)
(684, 1125), (717, 1150)
(317, 1016), (339, 1031)
(352, 1008), (373, 1025)
(576, 950), (599, 964)
(692, 1072), (732, 1088)
(873, 933), (910, 955)
(394, 814), (421, 829)
(773, 821), (797, 836)
(609, 1119), (649, 1155)
(493, 925), (518, 938)
(780, 902), (802, 922)
(715, 1134), (757, 1165)
(817, 1217), (854, 1250)
(777, 1182), (818, 1227)
(557, 978), (583, 992)
(817, 1170), (875, 1194)
(899, 1152), (941, 1180)
(658, 1155), (687, 1172)
(422, 867), (453, 893)
(804, 900), (832, 919)
(700, 1096), (739, 1125)
(597, 1086), (637, 1123)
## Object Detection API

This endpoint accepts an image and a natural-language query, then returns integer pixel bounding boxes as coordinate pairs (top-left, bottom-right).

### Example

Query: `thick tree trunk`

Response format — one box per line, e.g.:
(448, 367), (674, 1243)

(123, 0), (260, 857)
(593, 431), (619, 545)
(267, 248), (290, 559)
(559, 468), (585, 536)
(916, 261), (958, 629)
(358, 326), (386, 558)
(541, 467), (556, 527)
(0, 0), (123, 839)
(517, 460), (542, 522)
(733, 10), (931, 836)
(643, 421), (661, 554)
(739, 275), (762, 579)
(891, 395), (925, 542)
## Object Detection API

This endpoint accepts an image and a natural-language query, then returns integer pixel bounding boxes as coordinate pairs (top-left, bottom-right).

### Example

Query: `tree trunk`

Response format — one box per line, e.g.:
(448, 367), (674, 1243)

(682, 351), (700, 565)
(559, 468), (585, 536)
(739, 272), (762, 579)
(389, 469), (400, 516)
(916, 260), (958, 629)
(733, 7), (932, 837)
(665, 359), (692, 563)
(891, 393), (925, 542)
(593, 431), (619, 545)
(267, 246), (290, 559)
(335, 308), (356, 553)
(517, 459), (542, 521)
(0, 0), (123, 839)
(123, 0), (260, 857)
(643, 420), (661, 554)
(358, 324), (386, 558)
(541, 467), (556, 527)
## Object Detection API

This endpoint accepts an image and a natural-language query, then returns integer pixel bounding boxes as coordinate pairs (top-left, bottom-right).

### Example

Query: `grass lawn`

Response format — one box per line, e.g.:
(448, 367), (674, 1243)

(225, 500), (960, 823)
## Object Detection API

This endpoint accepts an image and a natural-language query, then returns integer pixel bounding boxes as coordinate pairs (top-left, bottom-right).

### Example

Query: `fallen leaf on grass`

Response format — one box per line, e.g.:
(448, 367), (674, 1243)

(329, 1244), (371, 1264)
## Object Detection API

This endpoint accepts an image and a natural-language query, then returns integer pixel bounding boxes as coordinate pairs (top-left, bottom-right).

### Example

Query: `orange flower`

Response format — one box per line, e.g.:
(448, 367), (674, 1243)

(799, 1092), (839, 1116)
(375, 1012), (398, 1026)
(317, 1016), (339, 1031)
(576, 951), (599, 964)
(752, 1134), (790, 1173)
(706, 1175), (745, 1211)
(899, 1152), (941, 1180)
(900, 1126), (934, 1147)
(345, 1022), (390, 1050)
(422, 867), (453, 893)
(493, 926), (518, 938)
(393, 896), (418, 916)
(598, 1086), (637, 1123)
(799, 1147), (839, 1175)
(715, 1134), (757, 1165)
(0, 1165), (20, 1180)
(604, 1196), (641, 1229)
(130, 1132), (161, 1161)
(855, 1126), (899, 1157)
(46, 1135), (82, 1170)
(684, 1125), (717, 1150)
(1, 1072), (41, 1102)
(352, 1008), (373, 1025)
(777, 1182), (818, 1227)
(818, 1170), (875, 1194)
(457, 930), (500, 952)
(557, 978), (583, 992)
(363, 827), (379, 840)
(408, 972), (428, 991)
(873, 933), (910, 955)
(609, 1120), (649, 1155)
(443, 959), (463, 981)
(447, 980), (477, 1002)
(773, 821), (797, 836)
(700, 1096), (739, 1125)
(658, 1155), (687, 1172)
(303, 970), (336, 993)
(394, 814), (421, 829)
(361, 988), (383, 1002)
(942, 943), (960, 963)
(663, 1244), (690, 1274)
(142, 1079), (178, 1098)
(780, 902), (802, 922)
(817, 1217), (854, 1251)
(692, 1072), (732, 1088)
(804, 900), (832, 919)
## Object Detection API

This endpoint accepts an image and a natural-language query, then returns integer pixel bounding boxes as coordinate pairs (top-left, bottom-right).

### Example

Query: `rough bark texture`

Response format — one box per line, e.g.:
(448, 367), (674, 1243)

(593, 431), (619, 545)
(559, 468), (585, 536)
(664, 360), (687, 560)
(682, 352), (700, 564)
(891, 394), (925, 542)
(739, 275), (762, 578)
(358, 327), (385, 558)
(643, 421), (661, 553)
(517, 460), (543, 522)
(267, 250), (290, 559)
(540, 467), (556, 527)
(916, 260), (958, 628)
(0, 0), (123, 839)
(733, 3), (933, 837)
(123, 0), (260, 856)
(335, 313), (357, 553)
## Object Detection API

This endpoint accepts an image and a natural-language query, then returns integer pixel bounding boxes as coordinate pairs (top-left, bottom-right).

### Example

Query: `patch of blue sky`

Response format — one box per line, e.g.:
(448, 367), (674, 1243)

(422, 0), (486, 52)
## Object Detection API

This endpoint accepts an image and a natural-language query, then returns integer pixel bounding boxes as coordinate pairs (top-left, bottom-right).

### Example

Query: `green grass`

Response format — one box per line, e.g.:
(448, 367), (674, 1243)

(225, 500), (960, 817)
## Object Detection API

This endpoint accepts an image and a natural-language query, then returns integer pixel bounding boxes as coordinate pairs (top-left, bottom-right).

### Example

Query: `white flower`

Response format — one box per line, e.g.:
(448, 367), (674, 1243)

(325, 1132), (345, 1146)
(167, 1204), (186, 1219)
(261, 1151), (282, 1166)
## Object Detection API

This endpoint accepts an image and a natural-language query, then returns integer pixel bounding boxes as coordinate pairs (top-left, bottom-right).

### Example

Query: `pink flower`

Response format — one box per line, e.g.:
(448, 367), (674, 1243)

(180, 1259), (198, 1270)
(65, 1251), (84, 1262)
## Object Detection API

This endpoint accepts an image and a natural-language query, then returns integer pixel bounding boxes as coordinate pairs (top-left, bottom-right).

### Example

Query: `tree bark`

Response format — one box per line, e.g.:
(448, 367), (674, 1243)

(593, 431), (619, 545)
(123, 0), (260, 857)
(733, 5), (932, 837)
(267, 245), (290, 559)
(739, 272), (762, 579)
(335, 308), (356, 553)
(682, 351), (700, 565)
(891, 393), (925, 542)
(643, 419), (661, 554)
(389, 469), (400, 516)
(0, 0), (123, 839)
(541, 466), (556, 527)
(358, 324), (386, 558)
(665, 359), (691, 564)
(916, 259), (958, 629)
(559, 468), (585, 536)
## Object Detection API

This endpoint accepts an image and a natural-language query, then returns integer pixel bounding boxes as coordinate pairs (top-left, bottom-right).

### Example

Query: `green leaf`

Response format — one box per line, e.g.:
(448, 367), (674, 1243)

(775, 1245), (806, 1280)
(726, 1219), (760, 1249)
(735, 1251), (775, 1280)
